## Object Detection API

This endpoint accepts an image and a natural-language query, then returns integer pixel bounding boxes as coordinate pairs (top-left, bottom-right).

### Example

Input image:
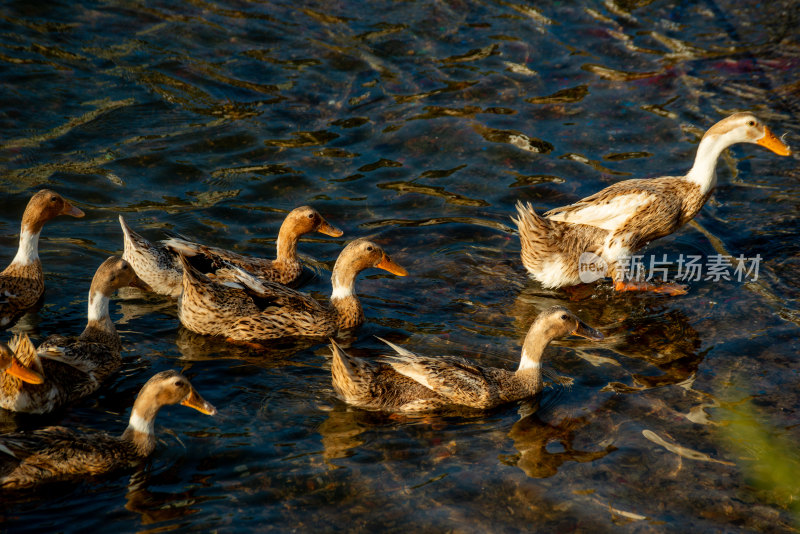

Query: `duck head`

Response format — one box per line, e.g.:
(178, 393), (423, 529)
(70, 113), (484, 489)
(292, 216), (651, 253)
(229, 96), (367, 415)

(22, 189), (84, 233)
(533, 306), (604, 342)
(138, 369), (217, 416)
(705, 112), (791, 156)
(93, 256), (153, 296)
(284, 206), (343, 238)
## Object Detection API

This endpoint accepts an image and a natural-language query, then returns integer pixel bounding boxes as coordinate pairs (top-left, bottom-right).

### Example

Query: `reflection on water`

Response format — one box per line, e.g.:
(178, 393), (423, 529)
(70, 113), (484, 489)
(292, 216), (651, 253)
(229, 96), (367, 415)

(508, 411), (616, 479)
(1, 0), (799, 531)
(318, 406), (366, 462)
(124, 469), (201, 526)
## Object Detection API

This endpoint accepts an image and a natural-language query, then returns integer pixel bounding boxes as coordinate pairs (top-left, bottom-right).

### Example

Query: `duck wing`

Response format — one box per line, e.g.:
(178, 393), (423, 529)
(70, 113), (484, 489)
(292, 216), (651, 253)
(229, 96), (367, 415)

(162, 237), (270, 274)
(544, 177), (681, 232)
(38, 337), (119, 383)
(376, 337), (493, 408)
(0, 426), (76, 462)
(218, 262), (318, 313)
(0, 427), (129, 488)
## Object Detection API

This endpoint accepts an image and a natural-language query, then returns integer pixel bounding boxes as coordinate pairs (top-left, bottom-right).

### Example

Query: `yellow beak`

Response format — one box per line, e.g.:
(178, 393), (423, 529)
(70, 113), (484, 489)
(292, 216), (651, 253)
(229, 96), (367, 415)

(317, 219), (344, 237)
(376, 254), (408, 276)
(6, 359), (44, 384)
(757, 126), (791, 156)
(180, 388), (217, 415)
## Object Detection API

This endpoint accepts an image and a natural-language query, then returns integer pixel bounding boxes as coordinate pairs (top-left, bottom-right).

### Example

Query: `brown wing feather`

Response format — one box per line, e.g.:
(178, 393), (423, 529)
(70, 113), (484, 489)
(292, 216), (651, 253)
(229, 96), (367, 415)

(383, 353), (495, 409)
(544, 178), (665, 219)
(329, 340), (447, 411)
(0, 427), (135, 489)
(187, 242), (273, 273)
(545, 176), (702, 249)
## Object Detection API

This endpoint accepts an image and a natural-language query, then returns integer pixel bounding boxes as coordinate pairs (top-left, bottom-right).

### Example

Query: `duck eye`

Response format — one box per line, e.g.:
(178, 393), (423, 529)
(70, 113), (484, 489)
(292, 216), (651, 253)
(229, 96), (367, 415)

(561, 314), (569, 320)
(308, 213), (315, 219)
(366, 246), (373, 251)
(50, 196), (58, 203)
(747, 120), (756, 127)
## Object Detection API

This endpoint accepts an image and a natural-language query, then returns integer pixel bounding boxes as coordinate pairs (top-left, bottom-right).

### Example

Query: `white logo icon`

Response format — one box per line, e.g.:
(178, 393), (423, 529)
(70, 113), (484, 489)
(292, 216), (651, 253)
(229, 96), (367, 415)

(578, 252), (607, 283)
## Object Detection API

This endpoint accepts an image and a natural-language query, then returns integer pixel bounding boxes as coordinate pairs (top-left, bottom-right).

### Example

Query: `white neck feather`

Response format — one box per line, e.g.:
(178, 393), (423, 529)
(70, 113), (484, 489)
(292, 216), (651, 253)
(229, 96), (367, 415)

(87, 291), (110, 322)
(685, 131), (741, 194)
(330, 283), (354, 300)
(517, 348), (541, 372)
(128, 410), (154, 435)
(11, 229), (40, 266)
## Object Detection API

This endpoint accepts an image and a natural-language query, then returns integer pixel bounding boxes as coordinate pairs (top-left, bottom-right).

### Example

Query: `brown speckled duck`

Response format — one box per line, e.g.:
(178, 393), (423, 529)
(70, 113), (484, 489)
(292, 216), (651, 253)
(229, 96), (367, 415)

(0, 190), (84, 328)
(330, 306), (603, 412)
(173, 238), (407, 341)
(0, 370), (215, 490)
(0, 257), (151, 414)
(513, 113), (792, 294)
(120, 206), (342, 298)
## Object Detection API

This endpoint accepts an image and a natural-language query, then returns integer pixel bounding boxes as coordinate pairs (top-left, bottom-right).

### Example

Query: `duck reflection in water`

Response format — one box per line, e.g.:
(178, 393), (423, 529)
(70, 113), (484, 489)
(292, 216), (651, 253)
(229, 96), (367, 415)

(123, 456), (218, 526)
(508, 408), (616, 479)
(600, 308), (703, 392)
(174, 325), (359, 362)
(317, 405), (370, 462)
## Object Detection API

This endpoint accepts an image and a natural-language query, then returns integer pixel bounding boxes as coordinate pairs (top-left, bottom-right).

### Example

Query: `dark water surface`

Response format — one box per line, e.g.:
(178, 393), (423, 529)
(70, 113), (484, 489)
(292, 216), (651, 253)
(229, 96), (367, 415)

(1, 0), (799, 531)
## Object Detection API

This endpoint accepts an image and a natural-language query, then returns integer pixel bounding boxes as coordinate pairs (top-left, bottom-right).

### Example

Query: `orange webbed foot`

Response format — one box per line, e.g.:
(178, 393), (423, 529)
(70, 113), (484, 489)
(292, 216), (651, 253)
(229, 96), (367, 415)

(613, 280), (687, 296)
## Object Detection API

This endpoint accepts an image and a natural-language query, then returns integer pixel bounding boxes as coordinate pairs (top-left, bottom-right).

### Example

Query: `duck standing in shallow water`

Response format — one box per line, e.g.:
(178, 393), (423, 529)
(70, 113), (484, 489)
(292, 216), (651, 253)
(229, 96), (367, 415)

(119, 206), (343, 298)
(172, 238), (407, 342)
(330, 306), (603, 412)
(0, 257), (151, 414)
(0, 370), (215, 490)
(0, 190), (84, 328)
(513, 113), (791, 294)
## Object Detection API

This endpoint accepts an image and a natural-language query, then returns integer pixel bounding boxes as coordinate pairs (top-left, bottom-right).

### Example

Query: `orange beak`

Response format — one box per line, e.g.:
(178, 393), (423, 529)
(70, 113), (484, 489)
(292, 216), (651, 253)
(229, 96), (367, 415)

(376, 254), (408, 276)
(757, 126), (791, 156)
(61, 200), (85, 218)
(6, 359), (44, 384)
(317, 219), (344, 237)
(181, 388), (217, 415)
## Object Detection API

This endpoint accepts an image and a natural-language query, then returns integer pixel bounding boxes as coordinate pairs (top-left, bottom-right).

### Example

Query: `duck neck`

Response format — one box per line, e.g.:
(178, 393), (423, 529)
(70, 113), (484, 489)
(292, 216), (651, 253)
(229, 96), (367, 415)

(120, 398), (160, 457)
(685, 133), (732, 196)
(514, 322), (552, 394)
(79, 291), (120, 349)
(330, 270), (364, 329)
(275, 221), (300, 264)
(10, 225), (41, 267)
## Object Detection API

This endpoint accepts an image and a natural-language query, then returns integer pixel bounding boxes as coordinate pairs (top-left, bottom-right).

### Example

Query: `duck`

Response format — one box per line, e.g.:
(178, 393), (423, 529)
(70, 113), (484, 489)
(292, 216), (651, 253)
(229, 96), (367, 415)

(329, 306), (603, 412)
(0, 370), (215, 490)
(172, 238), (407, 341)
(119, 206), (343, 298)
(513, 113), (792, 294)
(0, 340), (42, 386)
(0, 256), (151, 414)
(0, 190), (85, 328)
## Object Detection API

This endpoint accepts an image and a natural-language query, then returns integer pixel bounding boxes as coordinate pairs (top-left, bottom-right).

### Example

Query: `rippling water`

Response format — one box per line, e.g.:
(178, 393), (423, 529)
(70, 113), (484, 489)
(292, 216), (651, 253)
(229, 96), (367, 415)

(1, 0), (798, 531)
